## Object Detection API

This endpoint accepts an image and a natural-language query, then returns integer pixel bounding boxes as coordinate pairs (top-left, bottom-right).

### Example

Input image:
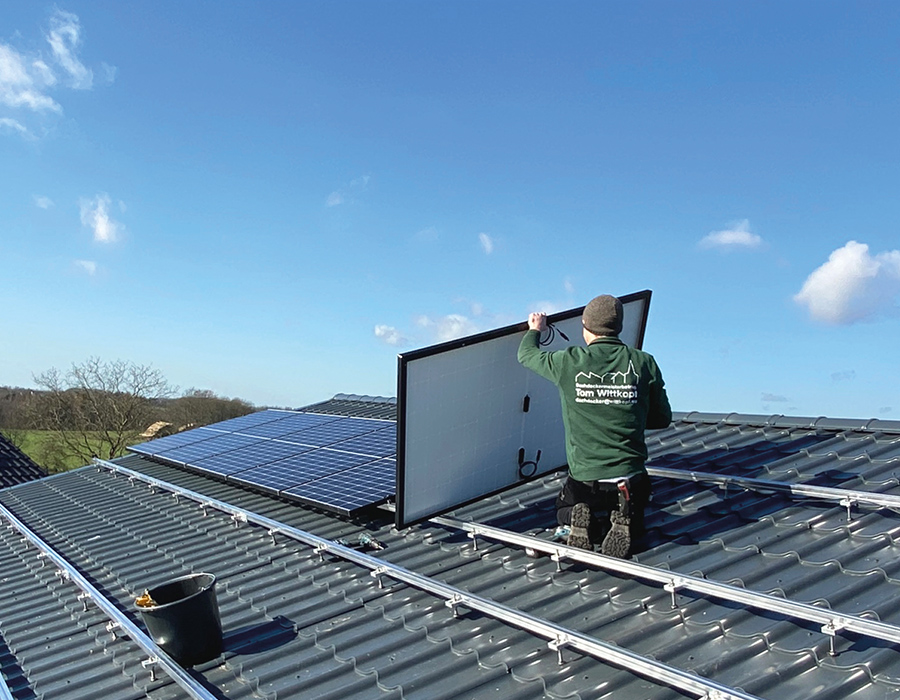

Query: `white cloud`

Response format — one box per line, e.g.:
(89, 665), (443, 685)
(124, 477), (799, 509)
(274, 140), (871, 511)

(74, 259), (97, 275)
(405, 300), (511, 346)
(414, 226), (438, 242)
(33, 195), (54, 209)
(794, 240), (900, 324)
(416, 314), (480, 342)
(0, 43), (61, 112)
(529, 300), (567, 315)
(99, 62), (117, 86)
(32, 59), (56, 86)
(0, 10), (112, 138)
(0, 117), (29, 135)
(478, 232), (494, 255)
(564, 278), (575, 295)
(699, 219), (763, 250)
(80, 193), (122, 243)
(46, 10), (92, 89)
(326, 174), (371, 208)
(374, 324), (407, 346)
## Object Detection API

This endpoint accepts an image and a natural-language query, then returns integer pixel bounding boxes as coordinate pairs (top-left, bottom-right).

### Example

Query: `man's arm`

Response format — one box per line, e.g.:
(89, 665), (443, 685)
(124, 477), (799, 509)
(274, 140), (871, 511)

(646, 360), (672, 429)
(517, 312), (559, 383)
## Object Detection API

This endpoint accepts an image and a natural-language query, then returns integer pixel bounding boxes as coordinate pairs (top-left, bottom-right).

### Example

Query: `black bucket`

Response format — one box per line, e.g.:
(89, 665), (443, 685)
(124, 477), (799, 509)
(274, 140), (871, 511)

(137, 572), (223, 666)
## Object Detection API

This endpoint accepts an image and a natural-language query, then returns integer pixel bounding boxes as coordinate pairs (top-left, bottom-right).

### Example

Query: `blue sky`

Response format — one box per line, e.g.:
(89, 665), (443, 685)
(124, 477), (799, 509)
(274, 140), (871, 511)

(2, 1), (899, 419)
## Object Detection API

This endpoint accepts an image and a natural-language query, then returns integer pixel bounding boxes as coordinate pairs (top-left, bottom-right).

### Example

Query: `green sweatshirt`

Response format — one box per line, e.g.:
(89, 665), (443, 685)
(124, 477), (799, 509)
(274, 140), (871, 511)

(518, 330), (671, 482)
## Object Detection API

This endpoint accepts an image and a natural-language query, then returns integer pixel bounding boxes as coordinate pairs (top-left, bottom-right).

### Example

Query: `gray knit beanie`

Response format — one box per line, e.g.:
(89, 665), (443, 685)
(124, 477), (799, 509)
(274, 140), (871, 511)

(582, 295), (623, 336)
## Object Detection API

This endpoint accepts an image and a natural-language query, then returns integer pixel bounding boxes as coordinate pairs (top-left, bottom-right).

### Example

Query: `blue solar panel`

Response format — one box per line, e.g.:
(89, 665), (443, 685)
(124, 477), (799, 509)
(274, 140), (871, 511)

(192, 441), (316, 476)
(229, 462), (313, 493)
(235, 412), (340, 438)
(230, 449), (375, 490)
(329, 426), (396, 458)
(157, 433), (265, 464)
(129, 427), (221, 456)
(203, 409), (290, 433)
(126, 408), (396, 515)
(280, 417), (385, 447)
(285, 458), (395, 514)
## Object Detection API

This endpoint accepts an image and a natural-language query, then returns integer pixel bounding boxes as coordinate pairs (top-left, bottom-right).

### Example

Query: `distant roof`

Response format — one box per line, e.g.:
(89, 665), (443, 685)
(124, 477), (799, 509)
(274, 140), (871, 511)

(301, 393), (397, 419)
(0, 432), (45, 488)
(2, 399), (900, 699)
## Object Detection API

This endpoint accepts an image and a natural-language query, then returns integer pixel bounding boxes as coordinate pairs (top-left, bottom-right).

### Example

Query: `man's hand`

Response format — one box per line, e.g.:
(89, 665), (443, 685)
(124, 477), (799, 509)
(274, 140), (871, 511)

(527, 312), (547, 332)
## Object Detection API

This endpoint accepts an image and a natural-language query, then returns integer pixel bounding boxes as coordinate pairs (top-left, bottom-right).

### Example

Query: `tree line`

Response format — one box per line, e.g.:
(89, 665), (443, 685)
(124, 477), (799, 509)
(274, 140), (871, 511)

(1, 357), (255, 471)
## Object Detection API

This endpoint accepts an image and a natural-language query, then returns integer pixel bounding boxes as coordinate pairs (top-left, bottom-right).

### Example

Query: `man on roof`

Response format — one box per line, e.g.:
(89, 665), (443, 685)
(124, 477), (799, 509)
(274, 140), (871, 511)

(517, 294), (672, 558)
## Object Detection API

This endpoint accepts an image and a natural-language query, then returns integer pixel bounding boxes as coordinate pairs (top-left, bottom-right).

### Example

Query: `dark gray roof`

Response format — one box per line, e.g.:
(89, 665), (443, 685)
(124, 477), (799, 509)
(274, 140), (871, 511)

(300, 393), (398, 420)
(0, 432), (45, 488)
(3, 400), (900, 699)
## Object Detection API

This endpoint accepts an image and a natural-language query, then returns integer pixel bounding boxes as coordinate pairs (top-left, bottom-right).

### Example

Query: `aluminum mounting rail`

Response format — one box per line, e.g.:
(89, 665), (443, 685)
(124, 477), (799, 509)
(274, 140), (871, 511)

(0, 501), (218, 700)
(433, 514), (900, 652)
(647, 465), (900, 513)
(94, 459), (760, 700)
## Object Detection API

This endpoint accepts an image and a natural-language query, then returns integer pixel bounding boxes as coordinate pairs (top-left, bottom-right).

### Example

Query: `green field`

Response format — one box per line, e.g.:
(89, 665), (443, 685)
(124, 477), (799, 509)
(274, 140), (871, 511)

(4, 430), (144, 473)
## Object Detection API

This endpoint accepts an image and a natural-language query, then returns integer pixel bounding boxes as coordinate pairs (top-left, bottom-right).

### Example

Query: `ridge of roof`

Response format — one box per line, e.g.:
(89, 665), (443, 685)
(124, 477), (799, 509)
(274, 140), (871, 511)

(296, 394), (398, 420)
(672, 410), (900, 434)
(329, 393), (397, 405)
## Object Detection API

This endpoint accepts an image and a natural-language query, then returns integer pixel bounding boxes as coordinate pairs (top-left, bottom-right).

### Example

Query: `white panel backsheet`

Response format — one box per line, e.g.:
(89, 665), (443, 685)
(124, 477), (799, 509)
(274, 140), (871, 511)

(397, 291), (650, 528)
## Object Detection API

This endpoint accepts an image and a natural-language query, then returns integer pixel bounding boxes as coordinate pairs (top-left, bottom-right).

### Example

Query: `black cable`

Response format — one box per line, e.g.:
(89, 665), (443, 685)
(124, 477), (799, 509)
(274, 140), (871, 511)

(539, 323), (570, 346)
(517, 448), (542, 478)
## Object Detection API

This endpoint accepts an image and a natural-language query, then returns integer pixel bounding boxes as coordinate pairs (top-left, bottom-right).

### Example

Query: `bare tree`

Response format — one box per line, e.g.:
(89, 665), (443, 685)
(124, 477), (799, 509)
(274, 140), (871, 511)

(32, 358), (174, 466)
(171, 388), (254, 428)
(0, 386), (36, 430)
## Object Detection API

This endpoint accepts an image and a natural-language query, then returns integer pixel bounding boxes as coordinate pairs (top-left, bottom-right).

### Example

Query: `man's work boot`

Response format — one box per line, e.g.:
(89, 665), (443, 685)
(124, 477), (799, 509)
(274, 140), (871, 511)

(600, 509), (631, 558)
(600, 480), (632, 558)
(566, 503), (593, 550)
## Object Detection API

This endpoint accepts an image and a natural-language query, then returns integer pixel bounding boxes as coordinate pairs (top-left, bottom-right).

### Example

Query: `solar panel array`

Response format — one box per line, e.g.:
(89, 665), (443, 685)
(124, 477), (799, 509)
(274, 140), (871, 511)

(128, 409), (396, 515)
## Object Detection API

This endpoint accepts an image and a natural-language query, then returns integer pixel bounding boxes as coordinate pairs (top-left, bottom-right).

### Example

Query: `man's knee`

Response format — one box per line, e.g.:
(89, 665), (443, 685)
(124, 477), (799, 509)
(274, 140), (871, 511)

(630, 472), (652, 503)
(618, 472), (651, 507)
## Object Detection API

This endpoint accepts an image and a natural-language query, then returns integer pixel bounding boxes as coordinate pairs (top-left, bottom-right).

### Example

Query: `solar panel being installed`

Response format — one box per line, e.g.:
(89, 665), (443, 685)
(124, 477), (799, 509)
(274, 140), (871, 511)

(396, 290), (652, 528)
(127, 409), (395, 516)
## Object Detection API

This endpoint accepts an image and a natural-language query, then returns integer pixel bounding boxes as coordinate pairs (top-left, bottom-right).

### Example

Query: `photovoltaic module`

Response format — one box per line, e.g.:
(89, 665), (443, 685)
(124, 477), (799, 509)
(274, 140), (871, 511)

(129, 409), (396, 516)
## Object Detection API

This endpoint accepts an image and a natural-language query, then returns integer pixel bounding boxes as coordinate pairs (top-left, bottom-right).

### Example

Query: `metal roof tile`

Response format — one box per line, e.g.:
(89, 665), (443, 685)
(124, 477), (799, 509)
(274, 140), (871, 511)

(10, 412), (900, 699)
(0, 434), (45, 488)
